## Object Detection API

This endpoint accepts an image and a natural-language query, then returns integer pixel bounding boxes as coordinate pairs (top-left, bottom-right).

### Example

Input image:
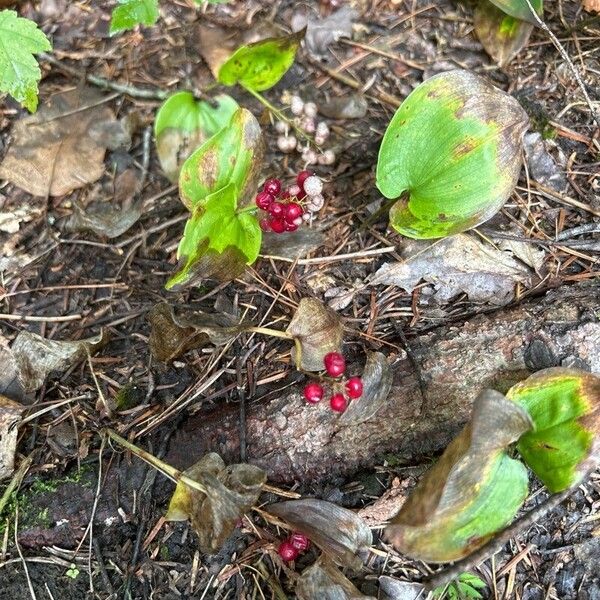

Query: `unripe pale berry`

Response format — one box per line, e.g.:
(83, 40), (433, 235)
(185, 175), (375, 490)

(324, 352), (345, 377)
(304, 102), (318, 118)
(307, 194), (324, 212)
(275, 120), (287, 133)
(346, 377), (363, 399)
(303, 175), (323, 197)
(278, 540), (300, 561)
(256, 191), (274, 210)
(288, 184), (302, 198)
(293, 216), (303, 226)
(290, 532), (310, 552)
(291, 96), (304, 116)
(303, 382), (324, 403)
(316, 121), (329, 137)
(315, 134), (327, 146)
(302, 149), (318, 165)
(318, 150), (336, 165)
(330, 393), (348, 413)
(301, 117), (316, 134)
(263, 178), (282, 196)
(297, 170), (312, 188)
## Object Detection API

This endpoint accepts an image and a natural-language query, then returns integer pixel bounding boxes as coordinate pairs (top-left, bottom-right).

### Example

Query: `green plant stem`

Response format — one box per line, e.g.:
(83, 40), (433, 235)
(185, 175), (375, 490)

(104, 429), (209, 495)
(247, 326), (294, 340)
(242, 85), (317, 147)
(236, 205), (259, 216)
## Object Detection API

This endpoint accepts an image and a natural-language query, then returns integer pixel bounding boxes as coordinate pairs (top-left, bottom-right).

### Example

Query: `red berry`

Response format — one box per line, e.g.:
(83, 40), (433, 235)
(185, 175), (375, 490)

(269, 202), (285, 218)
(346, 377), (363, 399)
(256, 191), (274, 210)
(278, 540), (299, 562)
(330, 393), (348, 413)
(284, 203), (303, 222)
(263, 178), (281, 196)
(324, 352), (345, 377)
(290, 532), (310, 552)
(303, 382), (324, 404)
(280, 189), (291, 200)
(285, 220), (298, 232)
(259, 218), (271, 232)
(269, 218), (286, 234)
(297, 170), (312, 188)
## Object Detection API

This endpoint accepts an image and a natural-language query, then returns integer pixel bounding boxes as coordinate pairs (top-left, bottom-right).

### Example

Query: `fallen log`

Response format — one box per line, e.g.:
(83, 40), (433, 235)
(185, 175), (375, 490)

(168, 282), (600, 484)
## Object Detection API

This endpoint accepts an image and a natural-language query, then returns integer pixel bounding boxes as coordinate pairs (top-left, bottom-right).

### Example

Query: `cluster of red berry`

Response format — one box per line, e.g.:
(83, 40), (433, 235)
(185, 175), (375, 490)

(255, 171), (323, 234)
(277, 531), (310, 562)
(303, 352), (363, 413)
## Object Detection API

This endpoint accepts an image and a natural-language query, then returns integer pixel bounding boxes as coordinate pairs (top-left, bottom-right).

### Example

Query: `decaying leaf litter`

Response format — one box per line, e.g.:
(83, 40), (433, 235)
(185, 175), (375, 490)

(0, 0), (599, 599)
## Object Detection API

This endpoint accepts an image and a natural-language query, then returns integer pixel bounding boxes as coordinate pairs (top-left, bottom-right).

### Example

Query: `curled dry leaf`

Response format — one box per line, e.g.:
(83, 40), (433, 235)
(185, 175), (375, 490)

(0, 396), (24, 480)
(1, 330), (107, 396)
(319, 94), (368, 120)
(291, 6), (357, 58)
(378, 577), (425, 600)
(269, 499), (373, 569)
(286, 298), (344, 372)
(508, 368), (600, 493)
(385, 389), (532, 563)
(296, 558), (376, 600)
(474, 2), (534, 67)
(165, 452), (266, 554)
(261, 228), (325, 260)
(370, 234), (529, 305)
(148, 302), (248, 362)
(340, 353), (393, 425)
(523, 132), (569, 193)
(0, 88), (116, 197)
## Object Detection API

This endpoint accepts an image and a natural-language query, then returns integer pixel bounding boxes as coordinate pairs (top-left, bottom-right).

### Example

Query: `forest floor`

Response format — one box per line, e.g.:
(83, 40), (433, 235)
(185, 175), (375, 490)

(0, 0), (599, 598)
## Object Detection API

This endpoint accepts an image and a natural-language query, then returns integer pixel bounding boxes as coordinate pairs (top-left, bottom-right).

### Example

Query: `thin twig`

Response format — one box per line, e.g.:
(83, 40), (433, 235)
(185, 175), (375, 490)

(0, 313), (82, 322)
(14, 509), (38, 600)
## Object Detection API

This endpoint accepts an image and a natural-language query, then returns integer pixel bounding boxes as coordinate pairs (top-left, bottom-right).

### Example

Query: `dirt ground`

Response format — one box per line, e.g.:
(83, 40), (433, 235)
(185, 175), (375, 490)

(1, 0), (599, 598)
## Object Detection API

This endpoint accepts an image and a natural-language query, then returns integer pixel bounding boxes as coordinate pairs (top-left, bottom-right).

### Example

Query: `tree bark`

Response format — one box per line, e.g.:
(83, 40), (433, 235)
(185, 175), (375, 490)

(168, 283), (600, 484)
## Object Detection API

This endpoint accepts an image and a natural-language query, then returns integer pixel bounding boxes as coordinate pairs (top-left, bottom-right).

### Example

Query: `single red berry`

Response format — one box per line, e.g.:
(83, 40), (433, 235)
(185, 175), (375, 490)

(285, 220), (298, 232)
(330, 393), (348, 413)
(263, 178), (282, 196)
(324, 352), (346, 377)
(303, 382), (324, 404)
(256, 191), (274, 210)
(269, 218), (286, 234)
(280, 189), (291, 200)
(278, 540), (300, 562)
(269, 202), (285, 218)
(290, 532), (310, 552)
(259, 218), (271, 232)
(297, 170), (312, 188)
(346, 377), (363, 399)
(284, 202), (303, 222)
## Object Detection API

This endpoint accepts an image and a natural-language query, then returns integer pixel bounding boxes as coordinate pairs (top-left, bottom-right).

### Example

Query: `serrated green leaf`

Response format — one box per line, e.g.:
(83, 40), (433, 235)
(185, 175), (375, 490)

(487, 0), (543, 24)
(178, 107), (264, 211)
(217, 29), (305, 92)
(166, 182), (262, 289)
(0, 10), (52, 112)
(508, 368), (600, 493)
(376, 70), (529, 239)
(385, 389), (532, 562)
(110, 0), (159, 34)
(154, 92), (238, 182)
(475, 2), (534, 66)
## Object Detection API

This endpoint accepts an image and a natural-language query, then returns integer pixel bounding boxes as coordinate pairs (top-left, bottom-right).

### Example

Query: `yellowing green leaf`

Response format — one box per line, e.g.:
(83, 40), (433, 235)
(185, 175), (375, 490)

(376, 70), (529, 239)
(488, 0), (543, 24)
(109, 0), (159, 34)
(508, 368), (600, 493)
(154, 92), (238, 183)
(217, 29), (305, 92)
(385, 389), (532, 562)
(0, 10), (52, 112)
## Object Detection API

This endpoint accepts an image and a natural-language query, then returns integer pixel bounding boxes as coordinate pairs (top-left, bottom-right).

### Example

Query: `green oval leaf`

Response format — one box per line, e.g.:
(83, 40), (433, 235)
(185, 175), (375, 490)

(178, 107), (264, 211)
(475, 2), (534, 67)
(376, 70), (529, 239)
(154, 92), (238, 182)
(508, 368), (600, 493)
(488, 0), (543, 25)
(217, 29), (305, 92)
(166, 182), (262, 290)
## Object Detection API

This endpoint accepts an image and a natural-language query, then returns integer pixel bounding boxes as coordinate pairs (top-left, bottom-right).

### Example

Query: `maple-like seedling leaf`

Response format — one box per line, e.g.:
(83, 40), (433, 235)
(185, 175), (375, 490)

(0, 10), (51, 112)
(110, 0), (159, 34)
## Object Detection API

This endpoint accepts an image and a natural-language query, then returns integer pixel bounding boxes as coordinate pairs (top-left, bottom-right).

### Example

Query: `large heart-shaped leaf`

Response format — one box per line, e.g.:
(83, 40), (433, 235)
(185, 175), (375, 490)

(508, 368), (600, 493)
(385, 389), (532, 562)
(166, 182), (262, 289)
(178, 107), (264, 211)
(217, 29), (305, 92)
(488, 0), (543, 24)
(475, 2), (534, 66)
(376, 70), (529, 239)
(155, 92), (238, 183)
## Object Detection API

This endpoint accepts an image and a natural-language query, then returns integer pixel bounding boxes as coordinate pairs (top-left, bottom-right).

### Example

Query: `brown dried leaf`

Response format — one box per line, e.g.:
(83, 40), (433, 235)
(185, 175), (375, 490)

(583, 0), (600, 12)
(286, 298), (344, 372)
(296, 558), (376, 600)
(0, 396), (24, 480)
(319, 94), (368, 120)
(269, 499), (372, 569)
(261, 228), (325, 260)
(0, 88), (116, 197)
(148, 302), (248, 362)
(165, 453), (266, 554)
(340, 353), (393, 425)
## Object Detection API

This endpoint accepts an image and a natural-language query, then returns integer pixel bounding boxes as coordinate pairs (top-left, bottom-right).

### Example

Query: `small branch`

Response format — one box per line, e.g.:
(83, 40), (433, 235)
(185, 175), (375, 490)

(246, 326), (294, 341)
